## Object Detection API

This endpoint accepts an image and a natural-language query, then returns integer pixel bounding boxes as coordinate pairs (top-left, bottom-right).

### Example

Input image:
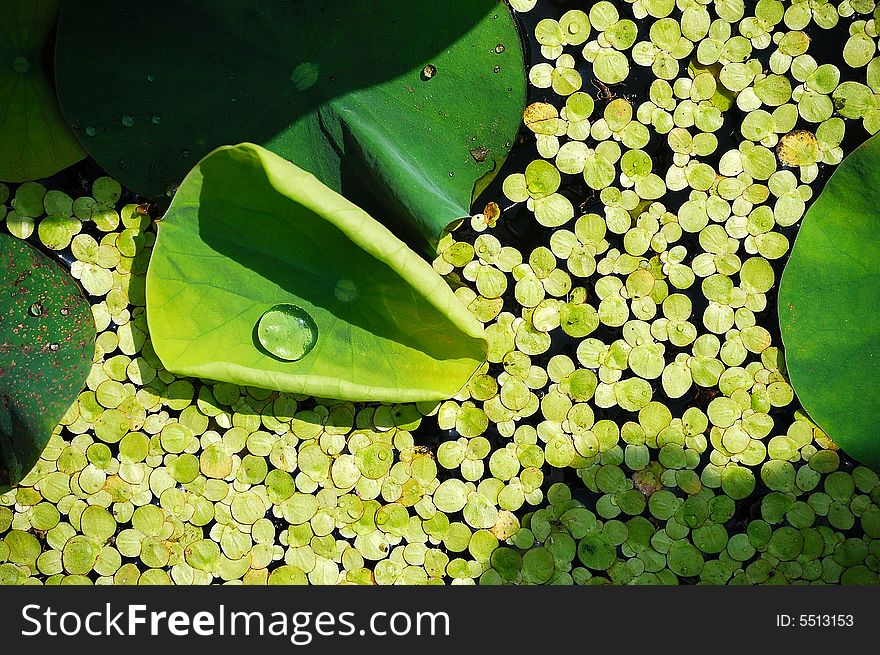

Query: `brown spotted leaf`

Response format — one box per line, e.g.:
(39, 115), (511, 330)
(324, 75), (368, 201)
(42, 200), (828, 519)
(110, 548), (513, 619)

(0, 234), (95, 487)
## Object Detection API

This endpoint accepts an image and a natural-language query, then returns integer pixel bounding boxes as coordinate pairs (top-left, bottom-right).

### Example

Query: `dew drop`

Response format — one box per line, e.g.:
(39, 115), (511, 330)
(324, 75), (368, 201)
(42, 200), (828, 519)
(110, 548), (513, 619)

(494, 43), (506, 54)
(121, 115), (135, 127)
(256, 304), (318, 362)
(146, 74), (155, 82)
(60, 306), (70, 316)
(85, 126), (97, 137)
(334, 279), (358, 302)
(290, 62), (319, 91)
(152, 115), (162, 125)
(421, 64), (437, 81)
(49, 343), (59, 352)
(12, 56), (30, 73)
(28, 301), (43, 317)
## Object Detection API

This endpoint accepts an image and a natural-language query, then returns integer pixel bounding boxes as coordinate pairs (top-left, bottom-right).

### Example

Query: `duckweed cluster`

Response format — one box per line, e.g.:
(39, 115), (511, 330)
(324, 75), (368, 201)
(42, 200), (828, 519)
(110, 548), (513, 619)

(2, 0), (880, 585)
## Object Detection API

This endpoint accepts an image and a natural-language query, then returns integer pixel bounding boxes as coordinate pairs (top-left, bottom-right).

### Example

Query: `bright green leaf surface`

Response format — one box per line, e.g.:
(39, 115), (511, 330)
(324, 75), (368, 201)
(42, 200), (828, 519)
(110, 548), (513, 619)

(0, 0), (85, 182)
(55, 0), (526, 253)
(1, 234), (95, 487)
(146, 143), (488, 402)
(779, 133), (880, 471)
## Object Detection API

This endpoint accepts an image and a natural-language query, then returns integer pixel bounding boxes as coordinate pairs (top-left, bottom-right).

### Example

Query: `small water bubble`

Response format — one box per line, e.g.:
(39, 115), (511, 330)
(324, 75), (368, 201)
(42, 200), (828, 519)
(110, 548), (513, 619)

(152, 115), (162, 125)
(180, 149), (191, 159)
(421, 64), (437, 81)
(146, 74), (155, 82)
(334, 279), (358, 303)
(494, 66), (501, 74)
(121, 115), (135, 127)
(494, 43), (506, 54)
(28, 301), (43, 317)
(85, 126), (97, 137)
(290, 62), (319, 91)
(49, 343), (59, 352)
(60, 306), (70, 316)
(256, 304), (318, 361)
(12, 56), (30, 73)
(448, 171), (455, 177)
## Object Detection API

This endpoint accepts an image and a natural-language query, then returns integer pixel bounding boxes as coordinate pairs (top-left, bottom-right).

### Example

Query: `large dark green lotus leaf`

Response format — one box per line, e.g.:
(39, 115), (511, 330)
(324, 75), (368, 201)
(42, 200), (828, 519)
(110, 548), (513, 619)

(0, 234), (95, 488)
(55, 0), (525, 253)
(0, 0), (85, 182)
(779, 132), (880, 471)
(146, 143), (488, 402)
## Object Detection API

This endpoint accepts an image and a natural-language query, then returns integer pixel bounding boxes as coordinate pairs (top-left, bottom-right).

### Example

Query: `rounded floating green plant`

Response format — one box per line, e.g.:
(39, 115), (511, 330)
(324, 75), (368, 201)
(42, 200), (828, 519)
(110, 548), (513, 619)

(779, 132), (880, 470)
(54, 0), (526, 253)
(1, 233), (95, 487)
(0, 0), (85, 181)
(145, 143), (488, 402)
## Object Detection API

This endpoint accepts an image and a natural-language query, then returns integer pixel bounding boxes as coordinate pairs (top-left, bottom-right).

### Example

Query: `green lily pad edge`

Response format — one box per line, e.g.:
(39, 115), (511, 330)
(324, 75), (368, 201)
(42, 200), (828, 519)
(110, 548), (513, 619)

(779, 131), (880, 471)
(0, 0), (85, 183)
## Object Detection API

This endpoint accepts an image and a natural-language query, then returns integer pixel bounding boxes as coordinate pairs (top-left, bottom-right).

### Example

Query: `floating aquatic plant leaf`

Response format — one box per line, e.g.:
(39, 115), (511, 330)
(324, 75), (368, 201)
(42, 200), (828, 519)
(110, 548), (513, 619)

(779, 132), (880, 470)
(0, 0), (85, 181)
(146, 143), (488, 402)
(0, 234), (94, 487)
(55, 0), (526, 253)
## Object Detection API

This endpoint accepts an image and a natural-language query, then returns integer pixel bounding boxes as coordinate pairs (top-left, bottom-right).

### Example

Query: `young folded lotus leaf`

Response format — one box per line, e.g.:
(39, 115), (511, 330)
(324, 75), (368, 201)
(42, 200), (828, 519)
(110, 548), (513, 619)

(0, 234), (95, 488)
(54, 0), (526, 253)
(779, 132), (880, 470)
(145, 143), (488, 402)
(0, 0), (85, 182)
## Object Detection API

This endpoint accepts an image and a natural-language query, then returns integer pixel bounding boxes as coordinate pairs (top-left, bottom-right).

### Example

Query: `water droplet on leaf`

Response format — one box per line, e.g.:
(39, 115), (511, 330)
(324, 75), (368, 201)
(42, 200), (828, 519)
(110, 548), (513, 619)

(334, 279), (358, 302)
(421, 64), (437, 81)
(28, 302), (43, 317)
(85, 127), (97, 137)
(256, 304), (318, 361)
(121, 115), (135, 127)
(290, 62), (319, 91)
(12, 56), (30, 73)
